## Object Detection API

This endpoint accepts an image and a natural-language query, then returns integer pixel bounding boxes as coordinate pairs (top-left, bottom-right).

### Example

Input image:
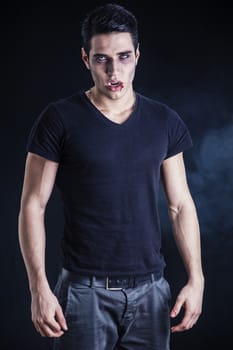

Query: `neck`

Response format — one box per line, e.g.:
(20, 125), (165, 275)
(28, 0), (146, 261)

(87, 87), (136, 113)
(86, 87), (136, 124)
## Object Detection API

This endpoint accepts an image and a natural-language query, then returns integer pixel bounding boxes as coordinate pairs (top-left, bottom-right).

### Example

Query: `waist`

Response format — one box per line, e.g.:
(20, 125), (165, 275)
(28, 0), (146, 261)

(61, 268), (162, 290)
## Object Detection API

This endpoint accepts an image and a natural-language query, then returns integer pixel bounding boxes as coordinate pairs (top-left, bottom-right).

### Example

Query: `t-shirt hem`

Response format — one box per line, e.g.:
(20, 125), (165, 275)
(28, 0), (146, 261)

(27, 148), (60, 163)
(164, 141), (193, 160)
(61, 263), (165, 278)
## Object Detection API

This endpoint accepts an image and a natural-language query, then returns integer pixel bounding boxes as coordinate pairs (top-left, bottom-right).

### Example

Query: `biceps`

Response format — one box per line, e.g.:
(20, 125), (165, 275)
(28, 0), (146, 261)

(20, 152), (59, 208)
(161, 153), (191, 207)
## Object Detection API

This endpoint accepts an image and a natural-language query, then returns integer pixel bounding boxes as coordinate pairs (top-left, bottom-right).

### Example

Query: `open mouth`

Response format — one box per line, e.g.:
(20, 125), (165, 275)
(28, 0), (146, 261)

(106, 80), (124, 90)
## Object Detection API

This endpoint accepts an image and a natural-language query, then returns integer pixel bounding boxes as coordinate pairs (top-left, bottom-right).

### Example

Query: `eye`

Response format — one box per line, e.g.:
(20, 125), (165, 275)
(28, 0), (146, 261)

(95, 55), (108, 63)
(119, 53), (130, 60)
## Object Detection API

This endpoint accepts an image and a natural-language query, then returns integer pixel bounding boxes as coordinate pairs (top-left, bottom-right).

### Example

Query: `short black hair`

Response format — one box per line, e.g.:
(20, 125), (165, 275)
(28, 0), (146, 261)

(81, 3), (138, 55)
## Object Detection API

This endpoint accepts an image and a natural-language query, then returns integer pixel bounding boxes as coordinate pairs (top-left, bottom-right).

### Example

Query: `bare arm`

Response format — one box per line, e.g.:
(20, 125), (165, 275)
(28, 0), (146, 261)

(161, 152), (204, 332)
(18, 152), (67, 337)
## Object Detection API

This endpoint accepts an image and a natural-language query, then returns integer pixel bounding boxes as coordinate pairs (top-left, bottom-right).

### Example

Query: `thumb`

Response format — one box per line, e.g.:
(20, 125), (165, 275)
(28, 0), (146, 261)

(170, 295), (184, 318)
(55, 305), (68, 331)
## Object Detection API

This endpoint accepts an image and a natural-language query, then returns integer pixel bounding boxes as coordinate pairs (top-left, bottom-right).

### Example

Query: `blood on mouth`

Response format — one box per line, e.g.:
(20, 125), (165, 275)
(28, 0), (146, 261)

(107, 81), (124, 91)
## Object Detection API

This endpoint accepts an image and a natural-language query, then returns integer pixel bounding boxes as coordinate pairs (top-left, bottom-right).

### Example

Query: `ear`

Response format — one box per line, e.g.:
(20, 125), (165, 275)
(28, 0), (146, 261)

(135, 43), (140, 65)
(81, 47), (90, 70)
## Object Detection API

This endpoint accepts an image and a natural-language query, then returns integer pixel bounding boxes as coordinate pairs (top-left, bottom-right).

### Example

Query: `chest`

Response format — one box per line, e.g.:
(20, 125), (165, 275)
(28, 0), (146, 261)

(61, 116), (168, 179)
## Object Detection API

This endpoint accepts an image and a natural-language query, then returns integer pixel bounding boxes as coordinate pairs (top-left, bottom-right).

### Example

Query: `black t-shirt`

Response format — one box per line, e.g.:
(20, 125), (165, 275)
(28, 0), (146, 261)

(27, 91), (193, 276)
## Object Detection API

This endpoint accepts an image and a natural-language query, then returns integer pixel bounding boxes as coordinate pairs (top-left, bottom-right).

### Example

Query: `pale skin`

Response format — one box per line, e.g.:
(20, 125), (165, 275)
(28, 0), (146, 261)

(18, 32), (204, 337)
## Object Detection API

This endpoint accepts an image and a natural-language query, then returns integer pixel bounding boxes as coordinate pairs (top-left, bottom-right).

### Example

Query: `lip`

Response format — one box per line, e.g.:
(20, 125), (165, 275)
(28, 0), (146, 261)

(105, 80), (124, 91)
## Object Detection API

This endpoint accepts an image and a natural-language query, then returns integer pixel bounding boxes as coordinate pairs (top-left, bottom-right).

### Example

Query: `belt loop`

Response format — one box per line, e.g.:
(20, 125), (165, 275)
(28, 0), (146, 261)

(129, 276), (135, 288)
(151, 273), (155, 283)
(90, 276), (95, 288)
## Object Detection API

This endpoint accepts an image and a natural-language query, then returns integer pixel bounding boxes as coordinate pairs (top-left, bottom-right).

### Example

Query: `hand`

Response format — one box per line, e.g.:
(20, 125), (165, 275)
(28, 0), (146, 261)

(31, 287), (68, 337)
(170, 279), (204, 333)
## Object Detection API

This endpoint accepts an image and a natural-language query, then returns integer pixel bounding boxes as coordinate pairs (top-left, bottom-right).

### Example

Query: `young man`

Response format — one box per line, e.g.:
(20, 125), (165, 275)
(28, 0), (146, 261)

(18, 3), (204, 350)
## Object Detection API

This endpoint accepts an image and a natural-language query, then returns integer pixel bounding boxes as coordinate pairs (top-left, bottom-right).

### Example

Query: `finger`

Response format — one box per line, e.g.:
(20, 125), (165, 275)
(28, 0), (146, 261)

(36, 320), (64, 338)
(35, 321), (49, 337)
(183, 307), (201, 330)
(32, 317), (47, 336)
(34, 313), (64, 336)
(188, 313), (200, 329)
(184, 316), (196, 330)
(171, 310), (193, 332)
(33, 321), (44, 336)
(55, 305), (68, 331)
(189, 319), (197, 329)
(43, 316), (64, 333)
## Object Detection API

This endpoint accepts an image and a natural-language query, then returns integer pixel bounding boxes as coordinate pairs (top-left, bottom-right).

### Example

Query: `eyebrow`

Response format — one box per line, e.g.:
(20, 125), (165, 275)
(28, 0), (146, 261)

(93, 50), (133, 58)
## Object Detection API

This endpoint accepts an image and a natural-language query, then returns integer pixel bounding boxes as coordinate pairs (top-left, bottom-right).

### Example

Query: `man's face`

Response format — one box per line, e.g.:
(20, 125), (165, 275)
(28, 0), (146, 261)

(81, 32), (140, 99)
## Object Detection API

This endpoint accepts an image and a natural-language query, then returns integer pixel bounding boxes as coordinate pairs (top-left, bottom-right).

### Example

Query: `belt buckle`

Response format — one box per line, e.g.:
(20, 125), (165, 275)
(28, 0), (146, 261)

(106, 276), (123, 291)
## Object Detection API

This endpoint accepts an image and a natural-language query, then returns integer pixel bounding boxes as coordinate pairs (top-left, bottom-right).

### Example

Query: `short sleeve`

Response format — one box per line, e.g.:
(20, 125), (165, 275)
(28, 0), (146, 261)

(165, 109), (193, 159)
(26, 103), (65, 162)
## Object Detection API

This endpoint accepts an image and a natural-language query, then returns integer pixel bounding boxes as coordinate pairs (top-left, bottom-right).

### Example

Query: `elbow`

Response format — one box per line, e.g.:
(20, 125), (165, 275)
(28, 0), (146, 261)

(168, 205), (180, 221)
(19, 196), (46, 219)
(168, 205), (180, 215)
(168, 197), (196, 221)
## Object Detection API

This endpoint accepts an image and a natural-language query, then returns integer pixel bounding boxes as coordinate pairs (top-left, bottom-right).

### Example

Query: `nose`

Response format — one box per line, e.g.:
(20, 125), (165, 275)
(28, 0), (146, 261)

(106, 59), (119, 77)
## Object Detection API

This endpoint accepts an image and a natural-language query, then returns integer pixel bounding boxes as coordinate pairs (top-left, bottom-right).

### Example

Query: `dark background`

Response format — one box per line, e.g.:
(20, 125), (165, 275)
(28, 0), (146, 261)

(2, 1), (233, 349)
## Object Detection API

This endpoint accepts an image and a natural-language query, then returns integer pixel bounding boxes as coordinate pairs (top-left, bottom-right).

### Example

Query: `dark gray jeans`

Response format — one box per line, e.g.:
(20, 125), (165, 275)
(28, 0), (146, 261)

(53, 269), (171, 350)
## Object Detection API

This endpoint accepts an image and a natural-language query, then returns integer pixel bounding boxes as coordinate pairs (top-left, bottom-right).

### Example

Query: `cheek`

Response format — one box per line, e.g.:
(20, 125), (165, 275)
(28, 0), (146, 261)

(92, 63), (106, 72)
(90, 68), (103, 82)
(125, 64), (136, 81)
(122, 58), (137, 71)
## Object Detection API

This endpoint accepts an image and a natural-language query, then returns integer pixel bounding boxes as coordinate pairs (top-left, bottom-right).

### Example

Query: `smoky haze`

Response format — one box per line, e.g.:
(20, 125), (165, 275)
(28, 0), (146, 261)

(155, 84), (233, 236)
(2, 3), (233, 350)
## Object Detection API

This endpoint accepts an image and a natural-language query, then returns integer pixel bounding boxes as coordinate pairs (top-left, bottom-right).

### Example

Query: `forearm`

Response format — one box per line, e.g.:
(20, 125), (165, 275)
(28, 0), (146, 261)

(18, 199), (68, 337)
(162, 154), (204, 331)
(18, 201), (50, 293)
(169, 197), (204, 284)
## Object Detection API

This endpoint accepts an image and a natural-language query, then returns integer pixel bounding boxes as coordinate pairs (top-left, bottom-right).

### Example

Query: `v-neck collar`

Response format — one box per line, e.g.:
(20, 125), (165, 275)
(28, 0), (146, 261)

(82, 91), (139, 127)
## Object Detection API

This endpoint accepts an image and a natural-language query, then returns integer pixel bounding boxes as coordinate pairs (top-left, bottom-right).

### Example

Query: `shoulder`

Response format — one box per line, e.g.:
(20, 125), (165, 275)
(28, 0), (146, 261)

(137, 93), (179, 117)
(35, 91), (85, 128)
(136, 92), (183, 127)
(50, 90), (84, 112)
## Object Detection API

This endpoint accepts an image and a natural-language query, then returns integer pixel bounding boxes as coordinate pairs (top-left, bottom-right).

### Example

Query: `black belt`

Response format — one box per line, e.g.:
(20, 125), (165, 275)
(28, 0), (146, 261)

(61, 268), (162, 290)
